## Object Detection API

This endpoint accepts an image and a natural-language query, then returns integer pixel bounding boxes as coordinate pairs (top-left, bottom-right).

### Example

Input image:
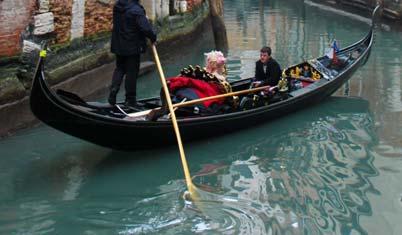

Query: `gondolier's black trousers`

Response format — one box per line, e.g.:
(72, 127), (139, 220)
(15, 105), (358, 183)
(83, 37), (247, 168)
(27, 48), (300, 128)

(109, 54), (140, 104)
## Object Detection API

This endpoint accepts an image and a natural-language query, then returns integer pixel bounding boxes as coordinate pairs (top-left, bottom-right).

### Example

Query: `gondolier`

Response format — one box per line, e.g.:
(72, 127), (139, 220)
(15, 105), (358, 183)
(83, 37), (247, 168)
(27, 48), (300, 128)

(108, 0), (157, 107)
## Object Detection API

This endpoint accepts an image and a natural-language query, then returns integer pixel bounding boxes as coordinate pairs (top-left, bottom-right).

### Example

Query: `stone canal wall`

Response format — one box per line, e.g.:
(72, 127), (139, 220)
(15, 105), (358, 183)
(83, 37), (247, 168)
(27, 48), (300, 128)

(0, 0), (210, 136)
(0, 0), (208, 104)
(310, 0), (402, 21)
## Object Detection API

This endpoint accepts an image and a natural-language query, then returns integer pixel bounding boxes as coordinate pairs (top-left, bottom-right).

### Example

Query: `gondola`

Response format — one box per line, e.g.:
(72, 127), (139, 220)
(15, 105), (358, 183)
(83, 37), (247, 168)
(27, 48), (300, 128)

(30, 6), (379, 150)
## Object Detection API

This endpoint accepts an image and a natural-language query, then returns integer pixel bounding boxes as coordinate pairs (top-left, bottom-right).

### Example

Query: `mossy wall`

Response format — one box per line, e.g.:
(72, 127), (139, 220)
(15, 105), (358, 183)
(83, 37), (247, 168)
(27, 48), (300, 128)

(0, 1), (209, 106)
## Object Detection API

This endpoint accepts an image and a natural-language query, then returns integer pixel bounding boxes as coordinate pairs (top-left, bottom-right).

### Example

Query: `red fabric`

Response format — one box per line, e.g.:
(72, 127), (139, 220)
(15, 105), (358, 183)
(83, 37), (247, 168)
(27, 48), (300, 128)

(167, 76), (224, 107)
(301, 81), (313, 88)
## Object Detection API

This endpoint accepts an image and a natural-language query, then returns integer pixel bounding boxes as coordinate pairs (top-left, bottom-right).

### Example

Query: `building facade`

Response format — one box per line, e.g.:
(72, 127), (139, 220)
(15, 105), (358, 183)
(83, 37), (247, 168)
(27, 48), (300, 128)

(0, 0), (205, 58)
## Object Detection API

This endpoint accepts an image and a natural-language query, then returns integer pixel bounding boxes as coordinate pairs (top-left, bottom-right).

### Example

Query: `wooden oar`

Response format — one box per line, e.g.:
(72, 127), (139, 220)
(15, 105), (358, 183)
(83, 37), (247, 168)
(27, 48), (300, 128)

(174, 84), (275, 108)
(127, 84), (275, 118)
(167, 98), (187, 119)
(151, 45), (194, 193)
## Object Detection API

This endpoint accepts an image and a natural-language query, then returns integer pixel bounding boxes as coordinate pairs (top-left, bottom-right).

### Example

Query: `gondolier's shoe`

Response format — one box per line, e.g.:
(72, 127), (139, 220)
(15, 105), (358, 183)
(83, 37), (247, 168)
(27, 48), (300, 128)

(108, 88), (119, 105)
(108, 95), (116, 106)
(124, 99), (145, 110)
(124, 101), (137, 108)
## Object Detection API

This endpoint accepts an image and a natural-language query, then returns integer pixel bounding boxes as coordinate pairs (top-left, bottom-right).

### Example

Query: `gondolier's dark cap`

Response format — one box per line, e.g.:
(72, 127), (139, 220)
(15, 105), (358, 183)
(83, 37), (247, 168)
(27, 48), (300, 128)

(114, 0), (143, 14)
(116, 0), (139, 4)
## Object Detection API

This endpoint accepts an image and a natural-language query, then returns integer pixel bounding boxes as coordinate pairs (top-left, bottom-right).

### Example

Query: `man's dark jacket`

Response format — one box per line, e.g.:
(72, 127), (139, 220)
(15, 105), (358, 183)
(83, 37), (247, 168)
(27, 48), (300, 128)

(254, 59), (282, 86)
(111, 0), (157, 56)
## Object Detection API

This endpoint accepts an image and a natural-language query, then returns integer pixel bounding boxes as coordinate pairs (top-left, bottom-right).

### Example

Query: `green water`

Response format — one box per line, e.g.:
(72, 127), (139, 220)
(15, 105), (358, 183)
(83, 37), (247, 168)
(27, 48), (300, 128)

(1, 0), (402, 234)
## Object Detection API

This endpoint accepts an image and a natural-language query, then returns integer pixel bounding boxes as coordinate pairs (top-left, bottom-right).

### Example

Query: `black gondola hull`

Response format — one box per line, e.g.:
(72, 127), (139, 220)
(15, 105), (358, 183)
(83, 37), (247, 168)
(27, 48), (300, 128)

(30, 10), (377, 150)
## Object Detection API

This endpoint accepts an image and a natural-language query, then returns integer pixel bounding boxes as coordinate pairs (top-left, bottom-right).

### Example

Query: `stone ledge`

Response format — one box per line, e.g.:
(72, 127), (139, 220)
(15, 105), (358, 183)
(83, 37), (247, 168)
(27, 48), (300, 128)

(0, 97), (35, 138)
(46, 50), (115, 85)
(52, 61), (154, 98)
(0, 61), (155, 138)
(0, 76), (26, 106)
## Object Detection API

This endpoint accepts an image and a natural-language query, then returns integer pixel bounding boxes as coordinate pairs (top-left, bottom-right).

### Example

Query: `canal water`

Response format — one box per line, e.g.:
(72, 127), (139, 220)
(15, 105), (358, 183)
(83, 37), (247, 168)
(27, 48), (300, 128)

(1, 0), (402, 234)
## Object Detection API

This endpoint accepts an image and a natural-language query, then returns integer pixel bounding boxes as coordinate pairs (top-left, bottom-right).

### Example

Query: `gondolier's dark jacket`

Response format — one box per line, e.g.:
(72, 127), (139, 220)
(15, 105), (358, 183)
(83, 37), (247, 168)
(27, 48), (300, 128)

(254, 59), (282, 86)
(111, 0), (157, 56)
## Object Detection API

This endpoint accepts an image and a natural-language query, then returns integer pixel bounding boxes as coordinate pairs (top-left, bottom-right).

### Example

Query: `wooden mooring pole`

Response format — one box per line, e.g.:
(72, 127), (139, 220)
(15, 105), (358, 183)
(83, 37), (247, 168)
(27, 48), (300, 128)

(208, 0), (228, 52)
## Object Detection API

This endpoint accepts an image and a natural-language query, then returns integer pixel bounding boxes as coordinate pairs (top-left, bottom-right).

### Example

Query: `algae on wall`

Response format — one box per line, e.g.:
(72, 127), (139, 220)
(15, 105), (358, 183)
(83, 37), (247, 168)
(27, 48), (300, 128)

(0, 0), (210, 105)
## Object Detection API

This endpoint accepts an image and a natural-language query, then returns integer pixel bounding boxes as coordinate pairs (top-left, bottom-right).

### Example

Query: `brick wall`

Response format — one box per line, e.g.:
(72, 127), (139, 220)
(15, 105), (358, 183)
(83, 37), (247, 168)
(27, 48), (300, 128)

(50, 0), (73, 43)
(0, 0), (36, 57)
(84, 0), (113, 37)
(0, 0), (206, 58)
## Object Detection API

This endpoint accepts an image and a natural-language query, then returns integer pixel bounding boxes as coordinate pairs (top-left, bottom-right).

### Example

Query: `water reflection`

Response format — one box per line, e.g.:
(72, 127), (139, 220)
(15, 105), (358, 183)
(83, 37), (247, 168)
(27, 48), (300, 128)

(188, 97), (379, 234)
(1, 97), (377, 234)
(48, 97), (378, 235)
(0, 95), (380, 234)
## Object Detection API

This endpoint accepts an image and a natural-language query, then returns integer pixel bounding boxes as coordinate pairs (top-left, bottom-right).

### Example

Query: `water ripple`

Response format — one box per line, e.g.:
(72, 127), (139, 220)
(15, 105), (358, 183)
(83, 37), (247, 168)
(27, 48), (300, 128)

(188, 107), (378, 234)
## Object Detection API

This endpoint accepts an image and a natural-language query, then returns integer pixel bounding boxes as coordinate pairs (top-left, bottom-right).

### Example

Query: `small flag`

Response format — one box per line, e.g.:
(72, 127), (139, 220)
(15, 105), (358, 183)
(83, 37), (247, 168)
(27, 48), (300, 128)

(332, 40), (340, 53)
(325, 47), (334, 59)
(325, 40), (340, 63)
(332, 40), (339, 64)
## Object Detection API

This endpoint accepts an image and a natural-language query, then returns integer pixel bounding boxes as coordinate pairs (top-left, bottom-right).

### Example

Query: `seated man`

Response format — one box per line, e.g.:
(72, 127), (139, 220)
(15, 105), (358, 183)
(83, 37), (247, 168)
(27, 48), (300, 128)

(297, 63), (320, 83)
(254, 46), (282, 87)
(300, 64), (312, 78)
(296, 64), (314, 83)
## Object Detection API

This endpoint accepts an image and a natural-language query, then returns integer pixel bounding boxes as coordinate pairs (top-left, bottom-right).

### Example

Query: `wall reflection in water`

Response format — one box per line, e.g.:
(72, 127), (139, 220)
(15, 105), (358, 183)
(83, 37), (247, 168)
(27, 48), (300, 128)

(192, 97), (379, 235)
